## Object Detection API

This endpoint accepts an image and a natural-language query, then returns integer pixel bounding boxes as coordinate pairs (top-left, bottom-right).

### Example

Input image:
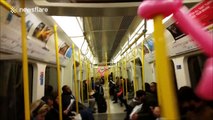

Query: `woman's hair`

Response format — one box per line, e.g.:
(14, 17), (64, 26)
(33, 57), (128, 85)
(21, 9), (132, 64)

(31, 100), (50, 118)
(145, 83), (151, 92)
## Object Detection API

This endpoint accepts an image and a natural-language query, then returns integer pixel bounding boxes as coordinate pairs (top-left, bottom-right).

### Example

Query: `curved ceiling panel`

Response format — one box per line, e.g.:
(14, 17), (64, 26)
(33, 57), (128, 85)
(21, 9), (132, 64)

(33, 0), (140, 16)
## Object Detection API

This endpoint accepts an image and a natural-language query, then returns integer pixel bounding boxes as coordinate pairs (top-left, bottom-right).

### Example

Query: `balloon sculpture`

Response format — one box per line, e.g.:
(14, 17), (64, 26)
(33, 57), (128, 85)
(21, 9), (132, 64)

(97, 66), (108, 77)
(138, 0), (213, 119)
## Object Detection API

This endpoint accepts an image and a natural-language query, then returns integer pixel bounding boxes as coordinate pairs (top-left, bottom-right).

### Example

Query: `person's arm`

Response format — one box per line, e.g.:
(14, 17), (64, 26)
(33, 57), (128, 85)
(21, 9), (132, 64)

(64, 99), (74, 115)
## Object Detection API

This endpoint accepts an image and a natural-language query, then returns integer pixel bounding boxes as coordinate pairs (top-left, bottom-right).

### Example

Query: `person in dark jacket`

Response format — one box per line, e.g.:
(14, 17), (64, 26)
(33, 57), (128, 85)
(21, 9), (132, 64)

(124, 90), (146, 120)
(45, 95), (59, 120)
(93, 82), (106, 113)
(70, 101), (94, 120)
(62, 85), (75, 110)
(61, 85), (75, 120)
(146, 82), (158, 107)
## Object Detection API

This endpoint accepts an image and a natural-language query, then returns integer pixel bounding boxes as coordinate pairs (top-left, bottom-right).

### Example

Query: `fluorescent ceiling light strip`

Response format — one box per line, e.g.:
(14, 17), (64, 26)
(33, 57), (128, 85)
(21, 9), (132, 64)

(52, 16), (83, 37)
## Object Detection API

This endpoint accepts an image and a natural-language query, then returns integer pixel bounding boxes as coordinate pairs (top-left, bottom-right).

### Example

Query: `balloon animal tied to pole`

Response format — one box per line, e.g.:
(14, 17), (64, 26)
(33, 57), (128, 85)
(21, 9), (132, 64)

(138, 0), (213, 100)
(97, 66), (108, 77)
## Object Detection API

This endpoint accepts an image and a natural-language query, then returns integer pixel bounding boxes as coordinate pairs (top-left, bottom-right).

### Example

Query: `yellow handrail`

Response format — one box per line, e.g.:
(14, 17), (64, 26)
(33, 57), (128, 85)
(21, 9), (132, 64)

(121, 58), (125, 97)
(141, 41), (145, 91)
(133, 49), (137, 94)
(72, 44), (79, 114)
(105, 53), (111, 120)
(0, 0), (21, 17)
(125, 56), (128, 100)
(20, 0), (30, 119)
(79, 50), (83, 102)
(113, 66), (115, 83)
(88, 62), (91, 92)
(93, 62), (96, 91)
(153, 15), (179, 119)
(53, 25), (63, 120)
(87, 60), (89, 104)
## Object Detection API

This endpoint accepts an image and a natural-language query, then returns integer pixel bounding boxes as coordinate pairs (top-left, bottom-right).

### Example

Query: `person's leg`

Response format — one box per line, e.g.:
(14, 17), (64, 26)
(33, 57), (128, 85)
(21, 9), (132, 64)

(123, 99), (129, 111)
(89, 98), (96, 112)
(113, 92), (118, 103)
(118, 96), (123, 106)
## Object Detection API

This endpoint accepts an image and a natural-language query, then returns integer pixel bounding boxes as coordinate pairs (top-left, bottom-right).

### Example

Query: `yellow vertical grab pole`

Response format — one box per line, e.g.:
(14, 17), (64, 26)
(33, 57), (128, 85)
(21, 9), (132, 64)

(125, 56), (128, 100)
(86, 60), (89, 104)
(20, 0), (30, 119)
(122, 59), (125, 97)
(117, 63), (119, 78)
(105, 53), (111, 120)
(113, 65), (115, 82)
(93, 61), (96, 90)
(88, 62), (91, 91)
(72, 44), (79, 114)
(141, 41), (145, 91)
(79, 50), (83, 102)
(153, 15), (179, 119)
(53, 25), (62, 120)
(133, 49), (137, 94)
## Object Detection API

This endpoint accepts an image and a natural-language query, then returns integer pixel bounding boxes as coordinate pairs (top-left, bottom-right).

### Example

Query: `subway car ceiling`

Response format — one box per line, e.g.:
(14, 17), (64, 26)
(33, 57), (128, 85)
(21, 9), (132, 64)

(0, 0), (202, 67)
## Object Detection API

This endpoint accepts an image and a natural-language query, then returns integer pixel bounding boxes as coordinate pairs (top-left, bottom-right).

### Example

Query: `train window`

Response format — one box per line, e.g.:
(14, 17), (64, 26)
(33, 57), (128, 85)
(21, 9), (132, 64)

(187, 54), (207, 89)
(0, 60), (33, 120)
(45, 66), (58, 95)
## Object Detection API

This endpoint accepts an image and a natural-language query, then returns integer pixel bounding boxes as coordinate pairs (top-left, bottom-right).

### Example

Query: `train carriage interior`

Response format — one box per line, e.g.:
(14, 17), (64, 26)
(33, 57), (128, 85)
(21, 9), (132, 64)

(0, 0), (212, 120)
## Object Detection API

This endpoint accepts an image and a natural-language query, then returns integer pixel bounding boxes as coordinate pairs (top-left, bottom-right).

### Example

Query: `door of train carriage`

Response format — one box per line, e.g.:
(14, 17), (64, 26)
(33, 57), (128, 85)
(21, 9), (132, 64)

(187, 53), (207, 89)
(0, 60), (33, 120)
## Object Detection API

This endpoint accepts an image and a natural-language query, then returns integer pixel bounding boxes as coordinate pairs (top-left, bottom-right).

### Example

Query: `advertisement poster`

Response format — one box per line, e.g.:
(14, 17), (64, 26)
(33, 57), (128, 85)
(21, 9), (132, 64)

(146, 39), (154, 52)
(59, 42), (72, 58)
(32, 22), (53, 43)
(167, 0), (212, 41)
(26, 20), (33, 32)
(143, 45), (149, 54)
(189, 0), (213, 27)
(166, 23), (186, 40)
(65, 48), (72, 58)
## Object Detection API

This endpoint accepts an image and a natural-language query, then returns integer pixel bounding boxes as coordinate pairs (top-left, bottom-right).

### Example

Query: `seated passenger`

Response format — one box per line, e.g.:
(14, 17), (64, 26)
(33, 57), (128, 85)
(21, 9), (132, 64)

(124, 90), (146, 120)
(46, 95), (81, 120)
(146, 82), (158, 106)
(41, 96), (54, 108)
(68, 101), (94, 120)
(62, 85), (76, 119)
(145, 83), (151, 93)
(45, 95), (59, 120)
(62, 85), (75, 110)
(130, 102), (157, 120)
(130, 87), (158, 120)
(129, 90), (146, 110)
(178, 86), (213, 120)
(31, 100), (49, 120)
